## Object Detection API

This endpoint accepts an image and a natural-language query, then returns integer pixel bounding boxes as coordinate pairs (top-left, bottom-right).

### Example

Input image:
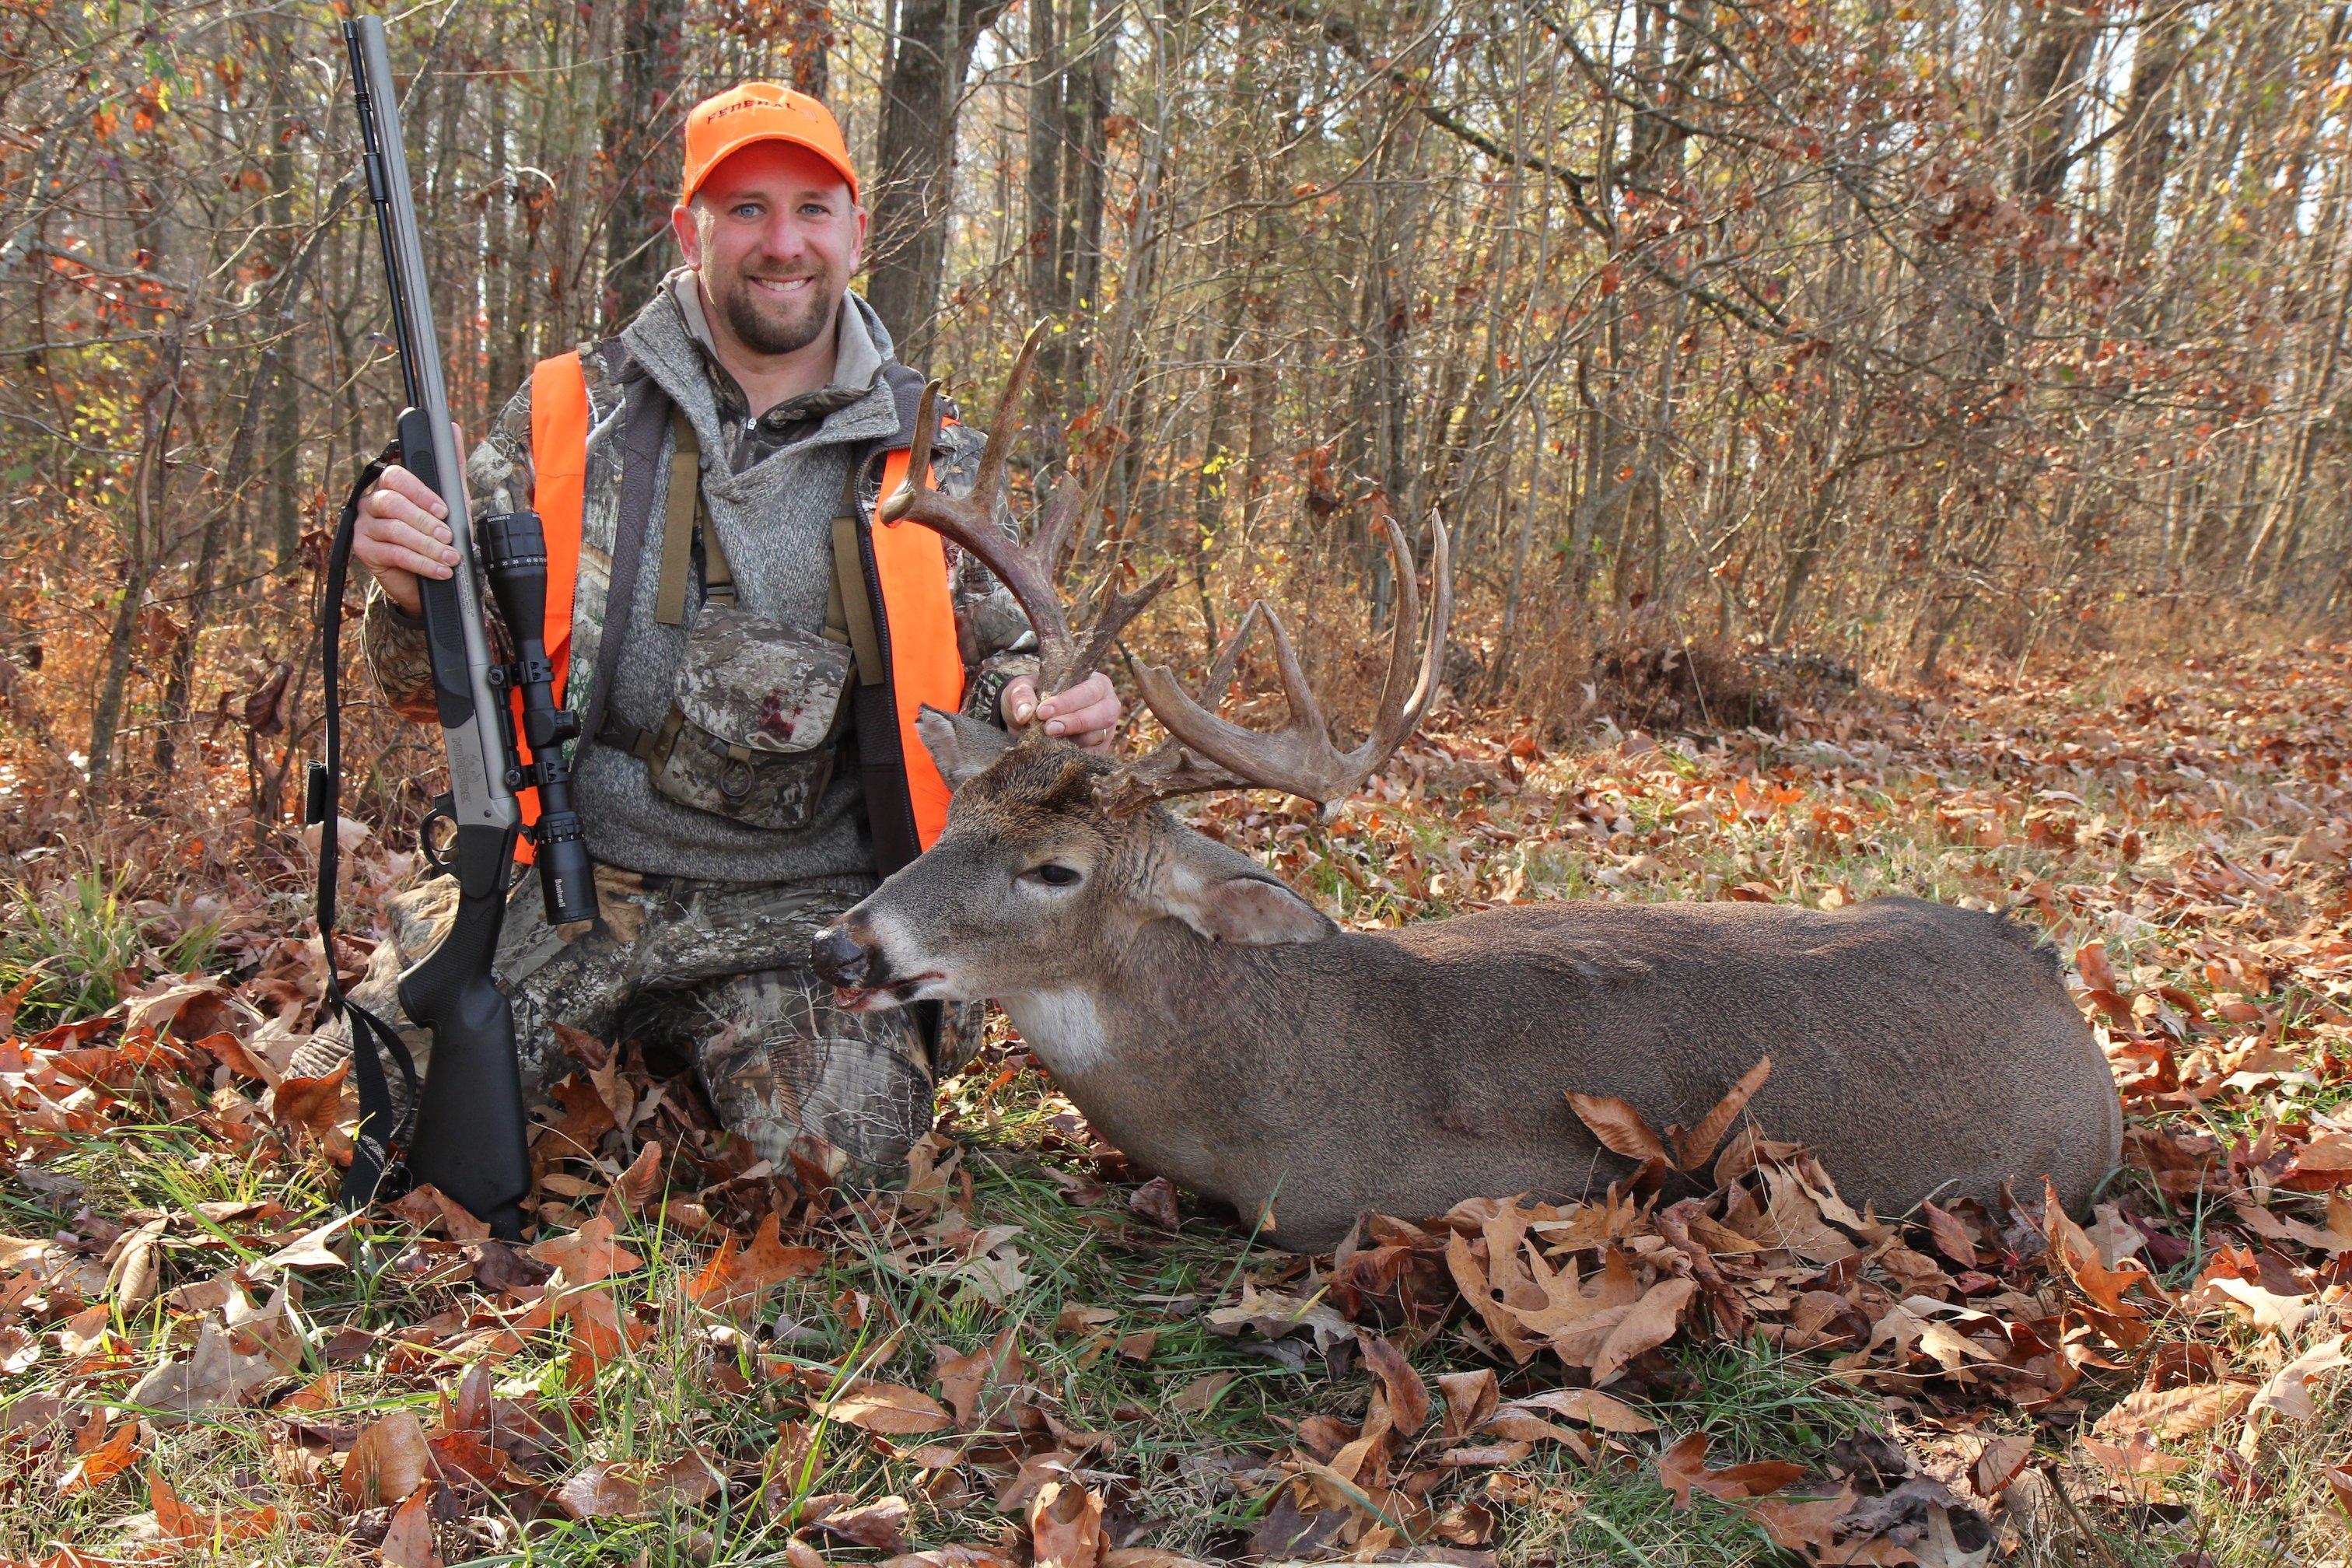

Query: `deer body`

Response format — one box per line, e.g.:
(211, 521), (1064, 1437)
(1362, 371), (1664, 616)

(994, 894), (2116, 1251)
(817, 327), (2120, 1254)
(817, 727), (2123, 1253)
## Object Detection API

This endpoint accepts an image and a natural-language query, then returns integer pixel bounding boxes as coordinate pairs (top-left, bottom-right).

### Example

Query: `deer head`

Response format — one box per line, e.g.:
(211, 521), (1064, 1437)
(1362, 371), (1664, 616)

(810, 321), (1451, 1012)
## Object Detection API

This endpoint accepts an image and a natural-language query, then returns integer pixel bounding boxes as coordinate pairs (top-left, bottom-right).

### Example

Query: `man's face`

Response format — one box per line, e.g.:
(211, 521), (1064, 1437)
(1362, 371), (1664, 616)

(673, 141), (866, 359)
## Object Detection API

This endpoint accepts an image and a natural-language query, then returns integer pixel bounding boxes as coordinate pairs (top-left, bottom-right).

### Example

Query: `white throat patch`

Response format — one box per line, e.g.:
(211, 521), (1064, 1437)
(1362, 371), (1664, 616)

(1009, 989), (1114, 1076)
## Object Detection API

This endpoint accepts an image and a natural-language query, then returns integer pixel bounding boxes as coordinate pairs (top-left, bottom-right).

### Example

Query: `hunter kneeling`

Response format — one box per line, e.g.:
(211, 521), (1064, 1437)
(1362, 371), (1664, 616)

(295, 84), (1118, 1180)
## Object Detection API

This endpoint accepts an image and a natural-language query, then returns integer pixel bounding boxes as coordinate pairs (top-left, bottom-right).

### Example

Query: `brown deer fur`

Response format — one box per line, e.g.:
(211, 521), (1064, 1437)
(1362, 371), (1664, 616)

(811, 714), (2123, 1253)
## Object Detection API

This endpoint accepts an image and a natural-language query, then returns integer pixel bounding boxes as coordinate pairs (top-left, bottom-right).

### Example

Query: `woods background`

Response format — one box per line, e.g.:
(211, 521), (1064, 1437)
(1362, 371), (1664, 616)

(2, 0), (2347, 827)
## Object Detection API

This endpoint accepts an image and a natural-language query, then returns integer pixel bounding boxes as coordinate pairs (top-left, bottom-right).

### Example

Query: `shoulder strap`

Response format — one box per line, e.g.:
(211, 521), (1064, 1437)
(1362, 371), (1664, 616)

(833, 460), (884, 685)
(576, 370), (670, 764)
(881, 361), (929, 450)
(653, 410), (702, 625)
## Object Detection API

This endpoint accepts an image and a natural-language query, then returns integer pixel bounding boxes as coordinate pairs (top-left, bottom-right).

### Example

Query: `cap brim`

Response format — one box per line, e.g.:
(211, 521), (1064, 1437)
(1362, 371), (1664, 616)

(683, 130), (859, 205)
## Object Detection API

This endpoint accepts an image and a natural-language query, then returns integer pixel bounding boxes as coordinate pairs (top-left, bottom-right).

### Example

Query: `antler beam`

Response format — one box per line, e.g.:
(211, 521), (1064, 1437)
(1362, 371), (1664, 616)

(880, 321), (1169, 697)
(1107, 506), (1451, 813)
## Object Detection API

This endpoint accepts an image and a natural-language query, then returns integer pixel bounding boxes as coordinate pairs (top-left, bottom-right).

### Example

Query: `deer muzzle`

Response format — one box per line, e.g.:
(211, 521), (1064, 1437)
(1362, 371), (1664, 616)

(810, 922), (875, 992)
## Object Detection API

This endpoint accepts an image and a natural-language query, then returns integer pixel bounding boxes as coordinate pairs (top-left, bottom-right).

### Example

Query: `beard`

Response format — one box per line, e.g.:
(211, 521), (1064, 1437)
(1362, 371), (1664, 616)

(712, 264), (841, 357)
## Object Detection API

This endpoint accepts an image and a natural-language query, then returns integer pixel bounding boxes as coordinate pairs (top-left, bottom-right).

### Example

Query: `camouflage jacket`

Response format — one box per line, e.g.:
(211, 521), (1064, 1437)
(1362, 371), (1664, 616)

(361, 284), (1037, 885)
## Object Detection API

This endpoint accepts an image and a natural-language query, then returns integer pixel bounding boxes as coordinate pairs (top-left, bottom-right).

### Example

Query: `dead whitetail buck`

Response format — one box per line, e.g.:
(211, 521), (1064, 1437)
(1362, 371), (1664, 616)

(814, 327), (2123, 1251)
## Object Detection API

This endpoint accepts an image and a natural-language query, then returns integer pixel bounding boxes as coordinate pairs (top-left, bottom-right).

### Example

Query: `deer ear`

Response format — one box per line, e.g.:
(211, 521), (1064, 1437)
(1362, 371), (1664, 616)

(917, 705), (1015, 788)
(1158, 845), (1334, 947)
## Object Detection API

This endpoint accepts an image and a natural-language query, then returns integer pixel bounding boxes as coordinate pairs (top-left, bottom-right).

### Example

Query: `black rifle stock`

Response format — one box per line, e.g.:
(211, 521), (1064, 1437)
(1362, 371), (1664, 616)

(311, 16), (597, 1241)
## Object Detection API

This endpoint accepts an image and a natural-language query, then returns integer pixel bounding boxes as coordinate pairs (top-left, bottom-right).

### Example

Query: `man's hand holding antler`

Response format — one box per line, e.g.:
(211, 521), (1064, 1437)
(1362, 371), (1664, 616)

(1001, 672), (1121, 754)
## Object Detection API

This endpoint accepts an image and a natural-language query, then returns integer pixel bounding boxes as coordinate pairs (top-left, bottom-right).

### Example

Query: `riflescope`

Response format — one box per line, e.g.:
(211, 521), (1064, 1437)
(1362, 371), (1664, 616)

(476, 509), (599, 926)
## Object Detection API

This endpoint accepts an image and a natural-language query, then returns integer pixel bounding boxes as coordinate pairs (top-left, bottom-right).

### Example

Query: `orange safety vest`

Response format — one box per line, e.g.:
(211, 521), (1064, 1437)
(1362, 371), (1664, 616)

(509, 350), (964, 866)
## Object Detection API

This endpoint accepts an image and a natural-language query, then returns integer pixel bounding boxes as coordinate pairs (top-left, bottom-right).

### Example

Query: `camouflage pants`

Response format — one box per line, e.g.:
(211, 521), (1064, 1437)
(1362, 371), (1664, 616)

(295, 863), (964, 1179)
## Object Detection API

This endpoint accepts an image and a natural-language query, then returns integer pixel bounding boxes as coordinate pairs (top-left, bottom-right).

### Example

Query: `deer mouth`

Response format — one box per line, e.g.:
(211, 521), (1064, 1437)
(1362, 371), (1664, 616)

(831, 972), (943, 1012)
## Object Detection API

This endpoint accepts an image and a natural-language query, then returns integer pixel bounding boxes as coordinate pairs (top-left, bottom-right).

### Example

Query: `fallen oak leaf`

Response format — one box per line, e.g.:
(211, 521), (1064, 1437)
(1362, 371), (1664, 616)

(1920, 1200), (1979, 1269)
(2237, 1195), (2352, 1254)
(2095, 1381), (2252, 1443)
(380, 1479), (444, 1568)
(818, 1380), (954, 1436)
(2182, 1269), (2319, 1338)
(1171, 1370), (1236, 1416)
(731, 1211), (826, 1296)
(1591, 1275), (1699, 1386)
(1669, 1055), (1771, 1172)
(1436, 1367), (1500, 1441)
(934, 1326), (1023, 1429)
(555, 1450), (723, 1520)
(884, 1550), (1021, 1568)
(1506, 1386), (1660, 1433)
(1029, 1479), (1105, 1568)
(1129, 1177), (1181, 1230)
(1567, 1090), (1670, 1165)
(2329, 1459), (2352, 1519)
(1741, 1487), (1861, 1556)
(1656, 1431), (1805, 1507)
(1480, 1407), (1594, 1461)
(2249, 1333), (2352, 1426)
(2077, 1434), (2189, 1503)
(1205, 1282), (1351, 1355)
(124, 1319), (276, 1423)
(1438, 1440), (1535, 1468)
(54, 1419), (142, 1496)
(1357, 1330), (1430, 1432)
(597, 1138), (665, 1223)
(1971, 1433), (2033, 1497)
(256, 1211), (358, 1275)
(341, 1410), (432, 1508)
(149, 1469), (205, 1543)
(814, 1494), (914, 1554)
(270, 1059), (352, 1160)
(527, 1213), (644, 1290)
(389, 1184), (493, 1244)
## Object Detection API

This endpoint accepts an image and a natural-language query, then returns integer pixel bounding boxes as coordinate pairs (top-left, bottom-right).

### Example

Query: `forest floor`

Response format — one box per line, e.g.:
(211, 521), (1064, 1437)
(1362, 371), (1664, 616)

(0, 641), (2347, 1567)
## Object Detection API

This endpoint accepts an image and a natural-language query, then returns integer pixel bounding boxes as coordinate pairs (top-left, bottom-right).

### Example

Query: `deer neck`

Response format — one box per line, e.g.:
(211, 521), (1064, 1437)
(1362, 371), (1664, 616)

(998, 920), (1264, 1093)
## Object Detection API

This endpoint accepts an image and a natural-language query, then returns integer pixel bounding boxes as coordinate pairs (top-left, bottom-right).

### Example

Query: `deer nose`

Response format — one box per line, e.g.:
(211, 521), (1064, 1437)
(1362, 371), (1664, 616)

(810, 924), (872, 989)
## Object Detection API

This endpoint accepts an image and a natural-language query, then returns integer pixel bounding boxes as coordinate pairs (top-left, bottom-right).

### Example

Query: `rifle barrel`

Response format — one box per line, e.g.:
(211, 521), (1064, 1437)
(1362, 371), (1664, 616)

(345, 16), (517, 837)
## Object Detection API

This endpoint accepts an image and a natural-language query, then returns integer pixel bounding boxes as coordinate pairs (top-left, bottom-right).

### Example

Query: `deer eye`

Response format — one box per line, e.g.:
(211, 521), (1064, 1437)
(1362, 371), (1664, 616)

(1024, 863), (1083, 887)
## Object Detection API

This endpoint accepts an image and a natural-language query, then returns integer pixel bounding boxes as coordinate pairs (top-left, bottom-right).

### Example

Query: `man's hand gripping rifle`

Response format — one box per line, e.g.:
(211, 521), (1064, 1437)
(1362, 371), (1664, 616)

(309, 16), (597, 1240)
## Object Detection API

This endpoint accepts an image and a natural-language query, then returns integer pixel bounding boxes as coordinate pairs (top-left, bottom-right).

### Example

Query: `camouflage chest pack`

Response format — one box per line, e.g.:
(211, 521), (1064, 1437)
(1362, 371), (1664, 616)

(593, 410), (866, 833)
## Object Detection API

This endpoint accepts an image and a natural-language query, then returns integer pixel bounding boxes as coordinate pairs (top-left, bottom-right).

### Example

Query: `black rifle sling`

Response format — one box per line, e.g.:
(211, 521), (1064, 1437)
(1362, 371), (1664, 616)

(576, 368), (673, 761)
(318, 442), (425, 1213)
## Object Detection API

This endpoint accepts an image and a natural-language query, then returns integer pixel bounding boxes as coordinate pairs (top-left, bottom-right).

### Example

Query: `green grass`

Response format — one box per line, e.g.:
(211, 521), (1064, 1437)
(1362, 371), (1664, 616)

(3, 651), (2345, 1563)
(0, 866), (219, 1030)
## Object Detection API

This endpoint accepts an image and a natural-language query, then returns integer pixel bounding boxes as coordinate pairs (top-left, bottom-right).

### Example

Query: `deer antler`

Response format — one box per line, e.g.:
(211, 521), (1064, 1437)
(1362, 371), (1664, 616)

(880, 321), (1171, 696)
(1103, 504), (1451, 814)
(884, 327), (1447, 812)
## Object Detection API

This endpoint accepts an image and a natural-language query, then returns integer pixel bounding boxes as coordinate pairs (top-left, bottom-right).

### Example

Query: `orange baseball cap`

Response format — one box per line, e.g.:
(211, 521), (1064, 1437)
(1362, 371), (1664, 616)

(679, 82), (859, 205)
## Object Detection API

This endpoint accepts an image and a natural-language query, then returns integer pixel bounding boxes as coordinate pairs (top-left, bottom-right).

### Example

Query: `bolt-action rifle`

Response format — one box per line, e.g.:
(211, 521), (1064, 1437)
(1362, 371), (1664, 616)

(308, 16), (597, 1241)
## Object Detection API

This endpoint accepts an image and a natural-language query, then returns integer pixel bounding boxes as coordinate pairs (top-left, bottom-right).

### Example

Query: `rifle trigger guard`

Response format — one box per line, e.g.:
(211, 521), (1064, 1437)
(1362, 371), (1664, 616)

(418, 800), (458, 877)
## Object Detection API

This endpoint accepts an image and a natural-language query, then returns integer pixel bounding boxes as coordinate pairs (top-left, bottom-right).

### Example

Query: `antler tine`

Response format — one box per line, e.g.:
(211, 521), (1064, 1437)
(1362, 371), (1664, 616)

(971, 320), (1051, 514)
(1062, 558), (1176, 694)
(1033, 475), (1083, 580)
(878, 345), (1077, 684)
(1115, 508), (1451, 809)
(1094, 602), (1270, 815)
(1356, 507), (1451, 761)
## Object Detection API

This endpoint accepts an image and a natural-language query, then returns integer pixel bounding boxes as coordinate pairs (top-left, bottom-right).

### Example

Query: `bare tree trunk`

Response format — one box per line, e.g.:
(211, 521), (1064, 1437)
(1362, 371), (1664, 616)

(867, 0), (1013, 371)
(91, 342), (182, 786)
(604, 0), (688, 331)
(264, 5), (303, 572)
